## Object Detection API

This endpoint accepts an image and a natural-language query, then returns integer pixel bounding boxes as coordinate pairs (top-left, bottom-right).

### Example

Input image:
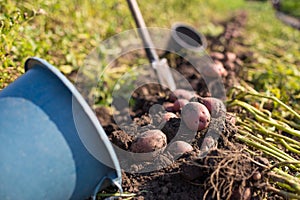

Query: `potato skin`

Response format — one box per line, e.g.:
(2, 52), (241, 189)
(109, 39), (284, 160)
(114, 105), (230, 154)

(162, 112), (178, 122)
(181, 102), (211, 131)
(173, 99), (189, 112)
(200, 97), (226, 118)
(130, 130), (167, 153)
(166, 141), (193, 157)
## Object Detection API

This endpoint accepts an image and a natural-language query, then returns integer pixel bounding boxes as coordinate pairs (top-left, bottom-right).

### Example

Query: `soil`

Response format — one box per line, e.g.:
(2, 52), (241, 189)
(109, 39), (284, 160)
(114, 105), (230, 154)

(92, 11), (282, 200)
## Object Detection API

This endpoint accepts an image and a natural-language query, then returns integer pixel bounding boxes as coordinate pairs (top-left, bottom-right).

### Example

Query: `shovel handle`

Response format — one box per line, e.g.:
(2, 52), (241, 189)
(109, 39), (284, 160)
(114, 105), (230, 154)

(127, 0), (159, 63)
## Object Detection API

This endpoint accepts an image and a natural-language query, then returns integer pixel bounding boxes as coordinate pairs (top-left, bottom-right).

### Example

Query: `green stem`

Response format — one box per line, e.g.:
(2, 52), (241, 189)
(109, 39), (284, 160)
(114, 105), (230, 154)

(230, 84), (300, 120)
(236, 132), (287, 163)
(243, 118), (300, 145)
(275, 182), (296, 193)
(266, 186), (300, 199)
(268, 161), (300, 171)
(245, 92), (300, 121)
(273, 114), (300, 130)
(97, 192), (138, 199)
(230, 100), (300, 138)
(290, 143), (300, 150)
(238, 129), (297, 162)
(272, 168), (300, 194)
(279, 139), (300, 154)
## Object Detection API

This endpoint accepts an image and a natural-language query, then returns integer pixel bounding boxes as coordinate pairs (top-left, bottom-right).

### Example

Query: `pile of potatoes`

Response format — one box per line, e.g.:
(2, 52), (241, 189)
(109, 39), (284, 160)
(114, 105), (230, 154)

(130, 88), (225, 160)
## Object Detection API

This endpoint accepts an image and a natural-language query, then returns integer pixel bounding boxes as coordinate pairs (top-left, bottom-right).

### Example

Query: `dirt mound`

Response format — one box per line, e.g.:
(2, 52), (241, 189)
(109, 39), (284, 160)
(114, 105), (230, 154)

(94, 11), (280, 200)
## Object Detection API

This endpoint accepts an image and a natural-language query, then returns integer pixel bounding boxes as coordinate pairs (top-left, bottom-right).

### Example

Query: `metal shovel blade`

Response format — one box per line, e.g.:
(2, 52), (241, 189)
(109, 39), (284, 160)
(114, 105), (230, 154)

(152, 58), (176, 91)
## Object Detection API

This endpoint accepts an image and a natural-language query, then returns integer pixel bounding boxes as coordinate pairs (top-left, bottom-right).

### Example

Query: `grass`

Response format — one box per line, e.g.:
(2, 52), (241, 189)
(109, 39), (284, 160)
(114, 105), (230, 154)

(0, 0), (244, 104)
(1, 0), (300, 198)
(0, 0), (243, 88)
(279, 0), (300, 18)
(1, 1), (299, 102)
(0, 0), (298, 122)
(0, 0), (131, 88)
(241, 1), (300, 105)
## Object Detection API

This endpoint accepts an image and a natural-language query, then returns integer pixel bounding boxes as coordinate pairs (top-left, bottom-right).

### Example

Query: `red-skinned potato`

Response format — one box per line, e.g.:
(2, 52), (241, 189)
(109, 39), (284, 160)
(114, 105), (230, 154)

(164, 102), (174, 112)
(173, 99), (189, 112)
(169, 89), (195, 102)
(166, 141), (193, 157)
(130, 130), (167, 153)
(181, 102), (211, 131)
(199, 97), (226, 118)
(162, 112), (178, 122)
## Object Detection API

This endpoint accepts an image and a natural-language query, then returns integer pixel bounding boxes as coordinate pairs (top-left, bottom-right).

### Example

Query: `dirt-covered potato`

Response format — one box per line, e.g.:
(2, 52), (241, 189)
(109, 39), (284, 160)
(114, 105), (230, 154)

(169, 89), (195, 102)
(166, 141), (193, 157)
(130, 129), (167, 153)
(181, 102), (211, 131)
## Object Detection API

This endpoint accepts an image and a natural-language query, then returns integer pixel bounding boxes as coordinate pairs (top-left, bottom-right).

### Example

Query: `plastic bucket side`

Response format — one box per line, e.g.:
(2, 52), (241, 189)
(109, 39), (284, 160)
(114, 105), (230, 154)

(0, 57), (121, 199)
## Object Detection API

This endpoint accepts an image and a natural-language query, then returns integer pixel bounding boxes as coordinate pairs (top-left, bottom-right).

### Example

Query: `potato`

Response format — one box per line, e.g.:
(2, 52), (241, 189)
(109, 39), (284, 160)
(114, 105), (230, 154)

(166, 141), (193, 157)
(172, 99), (189, 112)
(199, 97), (226, 118)
(130, 129), (167, 153)
(225, 52), (237, 62)
(162, 112), (178, 122)
(164, 102), (174, 112)
(202, 60), (227, 77)
(210, 51), (225, 60)
(169, 89), (195, 102)
(181, 102), (211, 131)
(252, 172), (261, 181)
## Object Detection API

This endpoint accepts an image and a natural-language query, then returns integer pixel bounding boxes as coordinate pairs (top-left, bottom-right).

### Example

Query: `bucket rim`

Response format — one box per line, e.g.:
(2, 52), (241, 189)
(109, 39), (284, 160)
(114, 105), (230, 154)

(171, 22), (207, 52)
(24, 57), (122, 185)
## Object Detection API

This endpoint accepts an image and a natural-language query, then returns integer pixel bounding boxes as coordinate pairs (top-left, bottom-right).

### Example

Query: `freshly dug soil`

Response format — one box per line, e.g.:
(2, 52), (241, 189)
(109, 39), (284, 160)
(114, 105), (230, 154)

(93, 11), (281, 200)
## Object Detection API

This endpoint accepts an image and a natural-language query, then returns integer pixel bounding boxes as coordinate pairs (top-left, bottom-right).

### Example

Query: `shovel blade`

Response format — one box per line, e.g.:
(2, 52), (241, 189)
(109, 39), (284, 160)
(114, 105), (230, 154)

(152, 58), (176, 91)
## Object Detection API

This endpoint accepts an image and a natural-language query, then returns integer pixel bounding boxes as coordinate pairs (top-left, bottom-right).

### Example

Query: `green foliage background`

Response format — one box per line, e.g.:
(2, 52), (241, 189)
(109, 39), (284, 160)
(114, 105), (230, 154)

(0, 0), (299, 107)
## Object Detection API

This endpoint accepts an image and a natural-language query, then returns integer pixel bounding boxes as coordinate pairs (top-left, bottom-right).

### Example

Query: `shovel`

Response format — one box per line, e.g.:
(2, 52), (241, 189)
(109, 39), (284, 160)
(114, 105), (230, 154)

(127, 0), (177, 91)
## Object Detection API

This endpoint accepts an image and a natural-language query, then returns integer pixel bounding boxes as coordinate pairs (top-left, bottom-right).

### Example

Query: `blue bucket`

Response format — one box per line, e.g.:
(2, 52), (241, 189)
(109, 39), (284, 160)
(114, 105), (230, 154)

(0, 57), (122, 200)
